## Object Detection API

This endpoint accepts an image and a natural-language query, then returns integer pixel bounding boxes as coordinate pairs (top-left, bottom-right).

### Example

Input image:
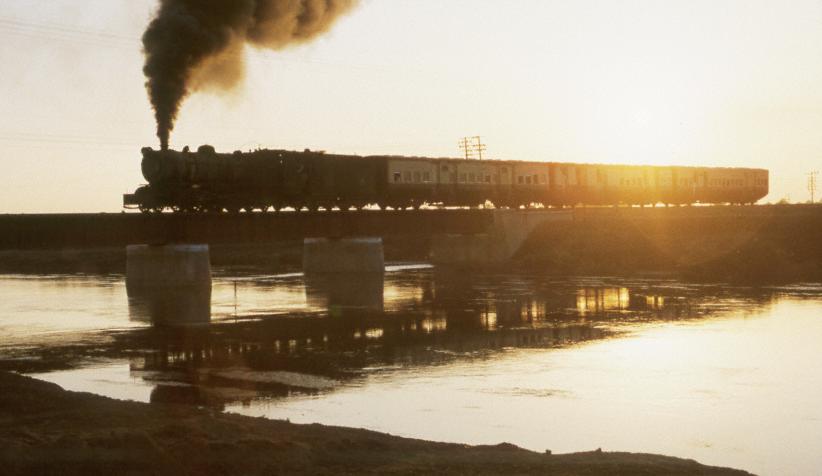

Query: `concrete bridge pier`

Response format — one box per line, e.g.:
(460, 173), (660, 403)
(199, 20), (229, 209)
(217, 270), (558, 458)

(429, 210), (573, 266)
(303, 237), (385, 274)
(303, 237), (385, 314)
(126, 244), (212, 326)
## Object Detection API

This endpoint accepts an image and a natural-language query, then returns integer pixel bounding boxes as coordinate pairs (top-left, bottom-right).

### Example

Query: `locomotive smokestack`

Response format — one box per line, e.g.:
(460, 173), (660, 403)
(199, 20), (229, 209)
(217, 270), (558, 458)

(142, 0), (359, 149)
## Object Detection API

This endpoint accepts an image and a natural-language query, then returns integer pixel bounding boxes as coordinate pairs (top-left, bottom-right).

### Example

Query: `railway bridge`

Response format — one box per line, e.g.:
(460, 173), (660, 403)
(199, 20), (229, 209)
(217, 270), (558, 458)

(2, 205), (813, 313)
(0, 209), (563, 250)
(0, 209), (572, 279)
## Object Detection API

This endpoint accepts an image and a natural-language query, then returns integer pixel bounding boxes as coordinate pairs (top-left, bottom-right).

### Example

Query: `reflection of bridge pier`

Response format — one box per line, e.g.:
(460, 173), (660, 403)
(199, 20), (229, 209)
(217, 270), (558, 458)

(127, 282), (211, 326)
(305, 272), (384, 313)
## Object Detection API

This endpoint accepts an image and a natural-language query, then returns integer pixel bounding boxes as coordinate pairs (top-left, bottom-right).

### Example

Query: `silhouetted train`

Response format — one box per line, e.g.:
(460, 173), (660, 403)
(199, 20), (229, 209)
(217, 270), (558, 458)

(123, 146), (769, 212)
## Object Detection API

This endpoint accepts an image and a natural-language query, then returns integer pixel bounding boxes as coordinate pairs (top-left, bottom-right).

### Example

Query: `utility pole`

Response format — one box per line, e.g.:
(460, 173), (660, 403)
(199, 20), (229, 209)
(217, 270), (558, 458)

(458, 136), (487, 160)
(459, 137), (471, 160)
(809, 171), (819, 203)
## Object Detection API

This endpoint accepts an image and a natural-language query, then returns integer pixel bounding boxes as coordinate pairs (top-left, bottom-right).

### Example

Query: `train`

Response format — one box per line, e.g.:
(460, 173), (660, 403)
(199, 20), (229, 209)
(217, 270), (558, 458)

(123, 145), (769, 213)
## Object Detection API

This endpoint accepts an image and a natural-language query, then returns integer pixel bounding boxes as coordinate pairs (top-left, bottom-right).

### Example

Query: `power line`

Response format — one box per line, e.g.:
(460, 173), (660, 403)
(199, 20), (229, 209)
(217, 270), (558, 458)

(0, 130), (143, 147)
(0, 17), (138, 50)
(809, 171), (819, 203)
(0, 17), (137, 42)
(0, 16), (427, 75)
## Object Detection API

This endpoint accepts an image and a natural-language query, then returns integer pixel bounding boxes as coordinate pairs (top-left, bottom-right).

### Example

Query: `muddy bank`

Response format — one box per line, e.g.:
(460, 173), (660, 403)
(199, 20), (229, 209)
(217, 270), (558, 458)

(519, 205), (822, 283)
(0, 372), (747, 475)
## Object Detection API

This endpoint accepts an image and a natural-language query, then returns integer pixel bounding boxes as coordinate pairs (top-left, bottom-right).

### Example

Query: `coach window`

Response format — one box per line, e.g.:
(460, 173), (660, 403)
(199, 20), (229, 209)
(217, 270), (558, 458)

(525, 176), (532, 185)
(540, 174), (546, 184)
(459, 173), (466, 183)
(404, 171), (411, 182)
(469, 173), (476, 182)
(517, 176), (524, 184)
(442, 165), (449, 172)
(393, 172), (401, 183)
(414, 171), (421, 183)
(423, 171), (431, 182)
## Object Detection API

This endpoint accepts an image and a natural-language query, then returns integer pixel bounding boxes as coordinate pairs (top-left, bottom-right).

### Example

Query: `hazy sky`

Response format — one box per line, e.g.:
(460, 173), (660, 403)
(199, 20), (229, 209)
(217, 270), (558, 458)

(1, 0), (821, 212)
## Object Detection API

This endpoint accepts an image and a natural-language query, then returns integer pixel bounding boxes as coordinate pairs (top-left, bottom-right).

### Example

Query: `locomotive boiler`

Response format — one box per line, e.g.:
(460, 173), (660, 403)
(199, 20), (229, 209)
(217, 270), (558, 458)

(124, 146), (769, 213)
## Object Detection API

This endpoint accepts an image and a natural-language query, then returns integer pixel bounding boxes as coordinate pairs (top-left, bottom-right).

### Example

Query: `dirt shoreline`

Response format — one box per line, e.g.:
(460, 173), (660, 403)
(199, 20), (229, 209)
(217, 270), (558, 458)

(0, 372), (749, 475)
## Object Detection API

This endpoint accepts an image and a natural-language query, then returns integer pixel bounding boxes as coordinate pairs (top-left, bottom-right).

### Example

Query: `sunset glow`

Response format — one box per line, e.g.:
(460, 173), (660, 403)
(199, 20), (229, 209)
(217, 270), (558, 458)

(1, 0), (820, 208)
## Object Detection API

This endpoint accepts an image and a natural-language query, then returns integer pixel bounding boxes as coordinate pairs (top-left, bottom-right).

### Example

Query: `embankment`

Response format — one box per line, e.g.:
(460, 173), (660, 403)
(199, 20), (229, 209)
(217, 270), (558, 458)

(519, 205), (822, 283)
(0, 372), (748, 475)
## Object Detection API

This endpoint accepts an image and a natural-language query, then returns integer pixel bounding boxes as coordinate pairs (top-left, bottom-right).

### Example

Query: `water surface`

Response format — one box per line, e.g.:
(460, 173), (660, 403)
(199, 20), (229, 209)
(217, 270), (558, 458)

(1, 268), (820, 475)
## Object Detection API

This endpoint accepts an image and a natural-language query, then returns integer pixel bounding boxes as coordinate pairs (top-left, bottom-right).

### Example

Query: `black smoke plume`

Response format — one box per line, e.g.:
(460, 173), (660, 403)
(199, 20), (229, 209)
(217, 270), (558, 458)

(143, 0), (358, 149)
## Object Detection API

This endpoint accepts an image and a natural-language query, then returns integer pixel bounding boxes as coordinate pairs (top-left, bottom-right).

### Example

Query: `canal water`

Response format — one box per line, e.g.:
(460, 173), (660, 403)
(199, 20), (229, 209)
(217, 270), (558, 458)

(1, 266), (821, 475)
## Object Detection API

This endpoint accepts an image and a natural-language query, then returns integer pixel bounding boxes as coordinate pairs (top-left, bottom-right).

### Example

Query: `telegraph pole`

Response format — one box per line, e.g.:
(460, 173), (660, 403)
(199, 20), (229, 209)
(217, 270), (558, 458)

(458, 136), (487, 160)
(809, 171), (819, 203)
(459, 137), (471, 160)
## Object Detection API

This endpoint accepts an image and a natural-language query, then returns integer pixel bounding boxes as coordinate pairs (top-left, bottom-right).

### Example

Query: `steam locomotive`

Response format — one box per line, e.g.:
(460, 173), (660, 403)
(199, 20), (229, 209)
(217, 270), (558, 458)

(123, 145), (769, 213)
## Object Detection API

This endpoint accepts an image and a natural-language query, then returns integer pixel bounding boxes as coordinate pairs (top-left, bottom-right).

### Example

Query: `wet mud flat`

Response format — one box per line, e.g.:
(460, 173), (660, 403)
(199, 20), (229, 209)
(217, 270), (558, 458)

(0, 372), (748, 475)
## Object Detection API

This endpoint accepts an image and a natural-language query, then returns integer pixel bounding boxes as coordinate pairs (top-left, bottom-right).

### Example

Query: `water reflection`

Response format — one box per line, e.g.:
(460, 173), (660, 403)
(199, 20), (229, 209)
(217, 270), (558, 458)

(127, 285), (212, 326)
(9, 270), (778, 405)
(5, 270), (774, 381)
(130, 315), (607, 408)
(120, 272), (724, 409)
(304, 273), (384, 313)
